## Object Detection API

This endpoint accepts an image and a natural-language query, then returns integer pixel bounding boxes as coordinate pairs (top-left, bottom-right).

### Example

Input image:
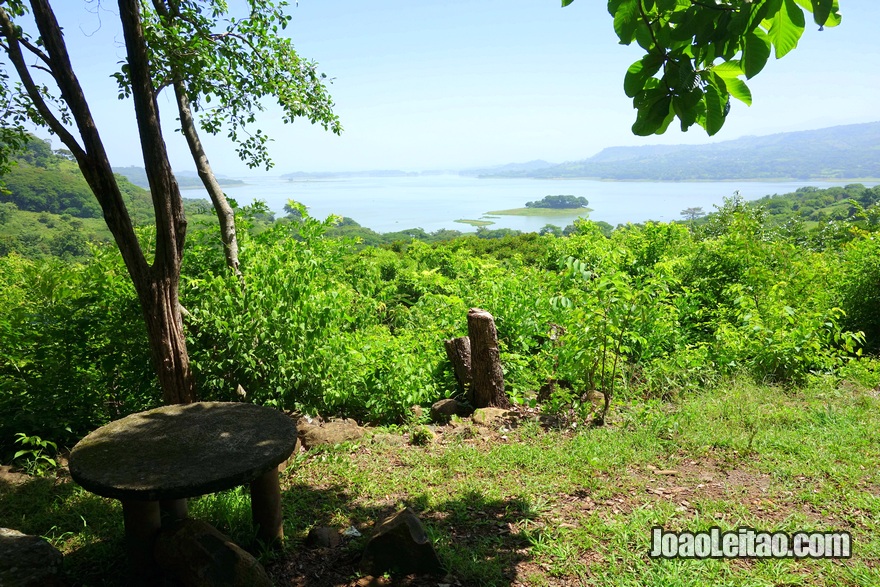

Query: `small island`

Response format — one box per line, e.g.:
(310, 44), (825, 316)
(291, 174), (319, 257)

(454, 218), (495, 227)
(488, 194), (592, 216)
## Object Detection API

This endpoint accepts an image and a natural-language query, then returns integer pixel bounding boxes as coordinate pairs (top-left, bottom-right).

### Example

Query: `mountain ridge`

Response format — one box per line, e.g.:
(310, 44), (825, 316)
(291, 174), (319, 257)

(476, 122), (880, 181)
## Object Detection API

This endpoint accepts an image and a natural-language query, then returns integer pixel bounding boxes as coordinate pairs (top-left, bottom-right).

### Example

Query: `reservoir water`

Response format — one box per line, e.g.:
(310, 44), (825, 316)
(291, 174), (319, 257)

(215, 175), (876, 234)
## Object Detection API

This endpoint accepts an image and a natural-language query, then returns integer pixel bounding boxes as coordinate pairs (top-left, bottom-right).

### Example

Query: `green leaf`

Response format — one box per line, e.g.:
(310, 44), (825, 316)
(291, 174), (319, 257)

(611, 0), (640, 45)
(712, 60), (744, 79)
(562, 0), (575, 6)
(767, 0), (805, 59)
(624, 54), (663, 98)
(632, 86), (673, 136)
(793, 0), (840, 27)
(743, 29), (771, 78)
(722, 76), (752, 106)
(703, 80), (727, 136)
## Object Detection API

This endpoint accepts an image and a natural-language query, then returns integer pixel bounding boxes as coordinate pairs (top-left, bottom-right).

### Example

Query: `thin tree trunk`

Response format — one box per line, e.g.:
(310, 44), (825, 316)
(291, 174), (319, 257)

(172, 78), (242, 277)
(444, 336), (473, 404)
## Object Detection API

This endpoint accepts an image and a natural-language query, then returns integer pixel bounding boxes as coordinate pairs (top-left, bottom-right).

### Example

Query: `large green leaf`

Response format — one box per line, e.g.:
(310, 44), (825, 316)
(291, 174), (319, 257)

(624, 54), (664, 98)
(743, 29), (771, 79)
(611, 0), (640, 45)
(793, 0), (841, 27)
(632, 85), (672, 136)
(713, 71), (752, 106)
(703, 80), (727, 136)
(712, 60), (744, 79)
(766, 0), (805, 58)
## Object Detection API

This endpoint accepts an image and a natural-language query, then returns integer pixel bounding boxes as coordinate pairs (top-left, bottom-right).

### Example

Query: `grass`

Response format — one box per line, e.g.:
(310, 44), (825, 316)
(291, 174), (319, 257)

(2, 378), (879, 586)
(486, 207), (593, 217)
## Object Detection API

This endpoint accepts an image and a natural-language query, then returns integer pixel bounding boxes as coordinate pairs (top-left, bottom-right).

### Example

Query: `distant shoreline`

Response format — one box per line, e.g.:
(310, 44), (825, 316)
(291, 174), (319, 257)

(477, 176), (880, 184)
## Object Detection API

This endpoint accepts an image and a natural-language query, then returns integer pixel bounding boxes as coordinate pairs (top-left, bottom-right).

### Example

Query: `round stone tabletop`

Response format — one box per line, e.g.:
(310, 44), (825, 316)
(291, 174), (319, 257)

(69, 402), (297, 501)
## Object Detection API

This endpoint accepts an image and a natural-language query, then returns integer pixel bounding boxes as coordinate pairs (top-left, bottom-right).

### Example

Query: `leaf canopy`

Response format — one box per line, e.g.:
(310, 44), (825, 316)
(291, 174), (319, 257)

(564, 0), (842, 136)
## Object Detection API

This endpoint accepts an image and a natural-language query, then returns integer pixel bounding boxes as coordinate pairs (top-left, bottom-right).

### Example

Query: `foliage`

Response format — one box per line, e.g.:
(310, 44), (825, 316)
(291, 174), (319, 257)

(0, 193), (873, 451)
(12, 432), (57, 476)
(836, 235), (880, 351)
(132, 0), (341, 170)
(0, 249), (159, 460)
(564, 0), (841, 135)
(525, 195), (589, 209)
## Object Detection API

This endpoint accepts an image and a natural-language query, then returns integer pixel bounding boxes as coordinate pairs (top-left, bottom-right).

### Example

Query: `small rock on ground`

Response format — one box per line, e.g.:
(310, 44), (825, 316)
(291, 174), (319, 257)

(0, 527), (65, 587)
(298, 418), (365, 448)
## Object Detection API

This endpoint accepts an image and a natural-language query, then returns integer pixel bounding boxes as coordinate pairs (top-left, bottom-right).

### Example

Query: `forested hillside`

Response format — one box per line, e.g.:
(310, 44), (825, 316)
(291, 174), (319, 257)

(0, 136), (216, 258)
(477, 122), (880, 180)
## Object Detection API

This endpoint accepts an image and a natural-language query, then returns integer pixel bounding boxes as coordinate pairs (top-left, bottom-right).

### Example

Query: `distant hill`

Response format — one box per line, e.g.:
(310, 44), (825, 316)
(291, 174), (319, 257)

(459, 160), (556, 177)
(113, 166), (244, 189)
(479, 122), (880, 181)
(0, 137), (218, 258)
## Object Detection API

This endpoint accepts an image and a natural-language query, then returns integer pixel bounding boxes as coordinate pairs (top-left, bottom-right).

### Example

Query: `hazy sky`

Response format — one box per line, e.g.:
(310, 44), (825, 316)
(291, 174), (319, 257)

(23, 1), (880, 175)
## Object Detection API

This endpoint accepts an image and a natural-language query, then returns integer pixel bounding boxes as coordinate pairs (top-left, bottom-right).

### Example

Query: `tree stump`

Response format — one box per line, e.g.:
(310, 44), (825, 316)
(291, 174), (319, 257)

(467, 308), (509, 408)
(444, 336), (473, 403)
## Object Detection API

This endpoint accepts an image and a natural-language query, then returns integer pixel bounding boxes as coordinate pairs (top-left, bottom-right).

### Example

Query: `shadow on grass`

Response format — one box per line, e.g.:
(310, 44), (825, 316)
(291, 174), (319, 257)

(269, 483), (535, 587)
(0, 475), (128, 586)
(2, 475), (536, 586)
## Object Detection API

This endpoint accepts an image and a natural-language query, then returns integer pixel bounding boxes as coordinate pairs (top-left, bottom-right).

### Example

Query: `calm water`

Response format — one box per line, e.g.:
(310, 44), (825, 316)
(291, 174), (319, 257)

(215, 175), (876, 234)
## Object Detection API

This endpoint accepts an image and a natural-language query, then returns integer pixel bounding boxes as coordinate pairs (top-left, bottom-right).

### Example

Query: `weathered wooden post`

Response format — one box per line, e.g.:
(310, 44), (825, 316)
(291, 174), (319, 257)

(444, 336), (473, 404)
(467, 308), (509, 408)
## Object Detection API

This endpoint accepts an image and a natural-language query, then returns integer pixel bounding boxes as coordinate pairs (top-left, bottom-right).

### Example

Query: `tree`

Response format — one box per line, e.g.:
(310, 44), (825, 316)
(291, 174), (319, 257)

(563, 0), (841, 136)
(0, 0), (337, 405)
(129, 0), (340, 276)
(680, 206), (706, 221)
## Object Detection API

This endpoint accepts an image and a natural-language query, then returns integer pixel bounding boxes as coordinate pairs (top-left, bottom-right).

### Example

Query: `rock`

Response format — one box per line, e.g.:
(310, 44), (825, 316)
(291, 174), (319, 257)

(471, 407), (512, 426)
(154, 519), (272, 587)
(298, 418), (365, 449)
(0, 465), (31, 486)
(0, 527), (65, 587)
(429, 399), (472, 423)
(305, 527), (341, 549)
(360, 508), (444, 577)
(430, 399), (458, 423)
(584, 390), (605, 408)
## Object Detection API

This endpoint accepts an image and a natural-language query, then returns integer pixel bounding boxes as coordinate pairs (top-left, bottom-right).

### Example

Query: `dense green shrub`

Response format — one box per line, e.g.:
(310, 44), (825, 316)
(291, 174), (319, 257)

(1, 198), (872, 454)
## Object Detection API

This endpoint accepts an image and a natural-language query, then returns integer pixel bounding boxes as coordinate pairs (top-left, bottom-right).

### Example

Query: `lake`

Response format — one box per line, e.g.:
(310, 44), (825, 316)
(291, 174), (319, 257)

(214, 175), (876, 234)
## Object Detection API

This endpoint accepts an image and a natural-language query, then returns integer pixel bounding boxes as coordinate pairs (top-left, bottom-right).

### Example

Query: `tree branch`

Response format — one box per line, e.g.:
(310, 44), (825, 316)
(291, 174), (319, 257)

(27, 0), (147, 277)
(18, 35), (53, 69)
(0, 6), (86, 160)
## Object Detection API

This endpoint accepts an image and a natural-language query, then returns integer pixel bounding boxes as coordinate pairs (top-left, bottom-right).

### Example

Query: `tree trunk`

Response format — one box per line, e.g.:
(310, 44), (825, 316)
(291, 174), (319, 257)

(172, 78), (242, 277)
(444, 336), (473, 404)
(6, 1), (196, 406)
(119, 0), (195, 405)
(467, 308), (508, 408)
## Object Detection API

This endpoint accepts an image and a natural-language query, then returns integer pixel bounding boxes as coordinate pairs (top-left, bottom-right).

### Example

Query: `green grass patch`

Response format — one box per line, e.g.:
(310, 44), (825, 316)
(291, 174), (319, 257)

(486, 207), (592, 217)
(3, 379), (878, 585)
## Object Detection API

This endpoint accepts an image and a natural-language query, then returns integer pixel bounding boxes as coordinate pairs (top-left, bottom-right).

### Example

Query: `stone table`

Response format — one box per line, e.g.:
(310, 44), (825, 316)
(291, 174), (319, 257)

(69, 401), (297, 577)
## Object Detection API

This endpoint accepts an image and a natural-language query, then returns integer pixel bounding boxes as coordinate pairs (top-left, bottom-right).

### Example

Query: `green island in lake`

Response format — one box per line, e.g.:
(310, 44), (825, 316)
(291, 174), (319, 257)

(454, 218), (496, 227)
(488, 194), (592, 216)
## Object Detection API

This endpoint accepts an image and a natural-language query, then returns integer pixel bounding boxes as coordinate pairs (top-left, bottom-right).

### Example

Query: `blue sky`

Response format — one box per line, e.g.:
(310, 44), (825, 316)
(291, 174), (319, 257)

(28, 1), (880, 174)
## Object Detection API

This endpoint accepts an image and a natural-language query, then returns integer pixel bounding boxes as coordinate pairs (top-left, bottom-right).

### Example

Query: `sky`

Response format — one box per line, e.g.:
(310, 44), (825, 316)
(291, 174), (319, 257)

(17, 1), (880, 175)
